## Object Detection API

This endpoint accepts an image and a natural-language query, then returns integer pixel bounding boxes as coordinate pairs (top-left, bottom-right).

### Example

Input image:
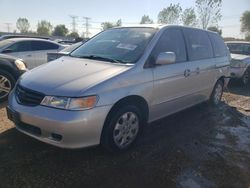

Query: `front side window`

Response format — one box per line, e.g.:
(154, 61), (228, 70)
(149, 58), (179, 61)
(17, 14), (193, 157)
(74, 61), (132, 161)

(184, 29), (213, 61)
(71, 27), (157, 64)
(150, 28), (187, 63)
(8, 41), (31, 52)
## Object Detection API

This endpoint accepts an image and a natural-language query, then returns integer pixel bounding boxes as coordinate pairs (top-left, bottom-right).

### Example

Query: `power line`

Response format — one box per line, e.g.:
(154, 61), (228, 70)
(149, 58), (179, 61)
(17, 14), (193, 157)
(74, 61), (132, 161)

(69, 15), (78, 33)
(83, 17), (91, 38)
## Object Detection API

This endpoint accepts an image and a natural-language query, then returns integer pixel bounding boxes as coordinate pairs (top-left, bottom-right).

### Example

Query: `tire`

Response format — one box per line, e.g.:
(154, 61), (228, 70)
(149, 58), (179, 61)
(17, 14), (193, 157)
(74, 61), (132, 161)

(241, 69), (249, 86)
(0, 70), (16, 102)
(101, 105), (142, 152)
(209, 80), (224, 106)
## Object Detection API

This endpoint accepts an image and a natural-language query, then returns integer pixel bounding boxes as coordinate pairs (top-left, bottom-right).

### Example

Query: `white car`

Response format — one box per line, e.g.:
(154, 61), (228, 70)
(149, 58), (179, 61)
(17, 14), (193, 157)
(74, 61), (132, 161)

(0, 38), (65, 69)
(226, 41), (250, 85)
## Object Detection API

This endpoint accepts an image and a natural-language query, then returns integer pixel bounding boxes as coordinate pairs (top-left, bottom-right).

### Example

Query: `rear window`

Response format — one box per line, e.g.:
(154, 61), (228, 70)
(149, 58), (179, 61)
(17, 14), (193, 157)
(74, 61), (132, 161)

(208, 33), (228, 57)
(184, 28), (213, 61)
(31, 41), (59, 51)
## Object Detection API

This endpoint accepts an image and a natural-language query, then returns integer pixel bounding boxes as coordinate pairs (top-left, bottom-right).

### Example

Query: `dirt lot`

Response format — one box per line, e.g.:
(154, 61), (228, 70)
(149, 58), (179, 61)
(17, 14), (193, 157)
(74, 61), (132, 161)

(0, 82), (249, 188)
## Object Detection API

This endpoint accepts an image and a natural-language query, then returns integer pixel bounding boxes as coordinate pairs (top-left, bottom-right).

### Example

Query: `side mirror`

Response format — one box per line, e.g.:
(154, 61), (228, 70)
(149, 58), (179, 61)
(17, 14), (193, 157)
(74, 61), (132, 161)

(155, 52), (176, 65)
(2, 49), (13, 53)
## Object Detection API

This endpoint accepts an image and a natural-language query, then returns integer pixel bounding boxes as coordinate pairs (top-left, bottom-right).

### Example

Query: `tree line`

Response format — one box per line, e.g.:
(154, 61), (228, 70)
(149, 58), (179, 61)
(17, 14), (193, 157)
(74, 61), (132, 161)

(13, 0), (250, 40)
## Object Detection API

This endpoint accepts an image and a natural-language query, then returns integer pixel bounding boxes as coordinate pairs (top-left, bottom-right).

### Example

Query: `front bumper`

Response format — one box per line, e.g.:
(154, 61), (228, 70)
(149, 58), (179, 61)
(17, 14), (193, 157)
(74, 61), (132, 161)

(230, 67), (247, 79)
(7, 91), (112, 149)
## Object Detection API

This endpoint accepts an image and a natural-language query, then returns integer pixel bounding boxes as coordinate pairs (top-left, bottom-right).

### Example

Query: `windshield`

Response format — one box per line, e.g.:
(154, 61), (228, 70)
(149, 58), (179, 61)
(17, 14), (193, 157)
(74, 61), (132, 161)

(71, 27), (157, 64)
(227, 43), (250, 55)
(0, 40), (13, 49)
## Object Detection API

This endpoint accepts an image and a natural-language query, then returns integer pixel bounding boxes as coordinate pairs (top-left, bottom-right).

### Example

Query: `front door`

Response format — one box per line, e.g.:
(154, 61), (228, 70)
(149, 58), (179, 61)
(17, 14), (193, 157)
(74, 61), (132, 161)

(149, 28), (194, 121)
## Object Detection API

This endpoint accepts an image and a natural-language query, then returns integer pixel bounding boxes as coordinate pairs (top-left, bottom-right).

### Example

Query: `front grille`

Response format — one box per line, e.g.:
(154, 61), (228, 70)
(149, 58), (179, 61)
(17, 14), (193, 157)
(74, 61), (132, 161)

(15, 84), (45, 106)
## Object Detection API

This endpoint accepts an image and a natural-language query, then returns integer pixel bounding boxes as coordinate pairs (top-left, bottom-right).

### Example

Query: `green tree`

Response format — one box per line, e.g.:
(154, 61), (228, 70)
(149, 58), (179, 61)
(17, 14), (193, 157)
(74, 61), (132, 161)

(16, 18), (30, 33)
(207, 26), (222, 35)
(37, 20), (53, 36)
(140, 15), (154, 24)
(181, 8), (197, 27)
(158, 3), (182, 24)
(240, 11), (250, 39)
(195, 0), (222, 29)
(67, 32), (79, 39)
(52, 24), (69, 36)
(101, 19), (122, 30)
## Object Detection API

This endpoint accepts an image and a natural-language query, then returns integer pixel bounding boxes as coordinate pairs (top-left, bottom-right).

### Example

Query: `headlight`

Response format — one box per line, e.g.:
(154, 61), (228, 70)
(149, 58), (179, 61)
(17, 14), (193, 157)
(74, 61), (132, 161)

(14, 59), (27, 71)
(40, 95), (98, 110)
(230, 59), (244, 68)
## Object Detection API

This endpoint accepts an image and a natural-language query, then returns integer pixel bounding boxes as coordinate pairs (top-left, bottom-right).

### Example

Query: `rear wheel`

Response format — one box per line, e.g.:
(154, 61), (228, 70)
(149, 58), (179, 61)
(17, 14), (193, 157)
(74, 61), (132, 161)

(0, 70), (16, 102)
(101, 105), (142, 152)
(210, 80), (224, 106)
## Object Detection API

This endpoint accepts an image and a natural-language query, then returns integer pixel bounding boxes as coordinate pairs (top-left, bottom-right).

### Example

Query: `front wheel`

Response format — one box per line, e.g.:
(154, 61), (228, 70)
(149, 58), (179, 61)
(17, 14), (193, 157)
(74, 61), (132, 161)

(0, 70), (16, 102)
(209, 80), (224, 106)
(101, 105), (142, 152)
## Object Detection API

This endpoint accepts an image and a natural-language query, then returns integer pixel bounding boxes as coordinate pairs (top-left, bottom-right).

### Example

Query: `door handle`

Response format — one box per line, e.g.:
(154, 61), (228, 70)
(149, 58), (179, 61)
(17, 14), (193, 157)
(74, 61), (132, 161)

(195, 67), (200, 74)
(184, 69), (191, 77)
(26, 54), (32, 57)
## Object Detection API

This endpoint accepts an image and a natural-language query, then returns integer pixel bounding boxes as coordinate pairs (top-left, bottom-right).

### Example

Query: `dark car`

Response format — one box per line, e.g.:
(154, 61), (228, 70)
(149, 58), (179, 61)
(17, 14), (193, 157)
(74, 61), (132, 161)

(0, 54), (27, 102)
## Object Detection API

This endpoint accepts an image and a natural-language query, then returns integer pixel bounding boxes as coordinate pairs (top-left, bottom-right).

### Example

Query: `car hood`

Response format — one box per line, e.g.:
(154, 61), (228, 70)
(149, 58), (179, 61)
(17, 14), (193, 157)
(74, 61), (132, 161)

(231, 53), (250, 61)
(19, 56), (132, 96)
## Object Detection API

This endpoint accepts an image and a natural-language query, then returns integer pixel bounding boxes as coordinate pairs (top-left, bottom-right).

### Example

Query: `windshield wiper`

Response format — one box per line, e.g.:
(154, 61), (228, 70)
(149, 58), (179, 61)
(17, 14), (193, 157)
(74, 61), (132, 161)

(78, 55), (124, 64)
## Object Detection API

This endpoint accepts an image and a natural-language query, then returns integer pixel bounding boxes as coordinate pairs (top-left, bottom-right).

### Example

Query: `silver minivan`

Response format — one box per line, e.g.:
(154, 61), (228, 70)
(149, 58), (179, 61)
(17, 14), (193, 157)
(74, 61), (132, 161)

(7, 25), (230, 152)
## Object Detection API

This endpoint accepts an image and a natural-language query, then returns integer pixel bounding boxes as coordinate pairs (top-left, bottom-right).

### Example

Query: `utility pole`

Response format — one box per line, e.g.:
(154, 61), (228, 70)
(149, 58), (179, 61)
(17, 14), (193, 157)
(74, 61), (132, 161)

(83, 17), (91, 38)
(5, 23), (11, 33)
(69, 15), (78, 33)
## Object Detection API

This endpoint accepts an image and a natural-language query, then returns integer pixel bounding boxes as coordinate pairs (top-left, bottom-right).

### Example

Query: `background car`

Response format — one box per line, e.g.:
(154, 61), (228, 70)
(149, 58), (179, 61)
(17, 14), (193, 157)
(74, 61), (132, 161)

(226, 41), (250, 85)
(0, 54), (27, 102)
(0, 38), (65, 69)
(47, 42), (83, 62)
(0, 34), (51, 41)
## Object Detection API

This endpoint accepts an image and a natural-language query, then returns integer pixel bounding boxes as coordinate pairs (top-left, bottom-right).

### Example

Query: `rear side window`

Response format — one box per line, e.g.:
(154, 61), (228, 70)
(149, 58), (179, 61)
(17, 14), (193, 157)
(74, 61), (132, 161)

(8, 41), (31, 52)
(208, 33), (227, 57)
(151, 28), (187, 63)
(31, 41), (59, 51)
(184, 29), (213, 61)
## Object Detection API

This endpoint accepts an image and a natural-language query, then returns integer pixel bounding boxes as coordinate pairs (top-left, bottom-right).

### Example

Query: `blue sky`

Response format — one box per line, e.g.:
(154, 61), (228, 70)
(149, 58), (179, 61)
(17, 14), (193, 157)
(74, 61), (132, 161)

(0, 0), (249, 38)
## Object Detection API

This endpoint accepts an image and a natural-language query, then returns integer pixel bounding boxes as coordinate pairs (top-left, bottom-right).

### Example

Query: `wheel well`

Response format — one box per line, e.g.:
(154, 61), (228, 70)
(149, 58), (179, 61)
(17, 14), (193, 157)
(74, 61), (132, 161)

(0, 65), (17, 80)
(105, 95), (149, 125)
(217, 76), (225, 85)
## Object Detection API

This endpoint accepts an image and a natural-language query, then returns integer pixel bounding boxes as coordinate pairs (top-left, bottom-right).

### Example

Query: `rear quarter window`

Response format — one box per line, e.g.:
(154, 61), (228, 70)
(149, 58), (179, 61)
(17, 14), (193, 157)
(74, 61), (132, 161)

(183, 28), (213, 61)
(208, 33), (228, 57)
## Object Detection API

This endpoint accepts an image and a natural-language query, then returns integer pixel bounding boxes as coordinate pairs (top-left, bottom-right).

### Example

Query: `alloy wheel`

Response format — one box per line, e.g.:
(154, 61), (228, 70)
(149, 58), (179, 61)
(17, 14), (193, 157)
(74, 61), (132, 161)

(0, 75), (12, 99)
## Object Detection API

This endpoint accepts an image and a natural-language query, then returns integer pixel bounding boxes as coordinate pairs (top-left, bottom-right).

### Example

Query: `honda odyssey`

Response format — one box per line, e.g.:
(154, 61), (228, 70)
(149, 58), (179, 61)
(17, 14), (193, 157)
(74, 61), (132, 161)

(7, 25), (231, 152)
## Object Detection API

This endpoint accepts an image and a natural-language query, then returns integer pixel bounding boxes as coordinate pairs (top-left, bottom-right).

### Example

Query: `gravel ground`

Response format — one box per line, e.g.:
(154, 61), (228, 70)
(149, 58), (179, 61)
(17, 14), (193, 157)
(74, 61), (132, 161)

(0, 83), (249, 188)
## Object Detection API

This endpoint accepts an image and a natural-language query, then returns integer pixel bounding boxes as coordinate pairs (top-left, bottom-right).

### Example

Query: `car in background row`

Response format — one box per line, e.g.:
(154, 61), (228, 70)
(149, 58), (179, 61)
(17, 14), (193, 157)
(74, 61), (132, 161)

(0, 54), (27, 102)
(0, 34), (51, 41)
(7, 25), (230, 152)
(47, 42), (83, 62)
(0, 38), (65, 69)
(226, 41), (250, 85)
